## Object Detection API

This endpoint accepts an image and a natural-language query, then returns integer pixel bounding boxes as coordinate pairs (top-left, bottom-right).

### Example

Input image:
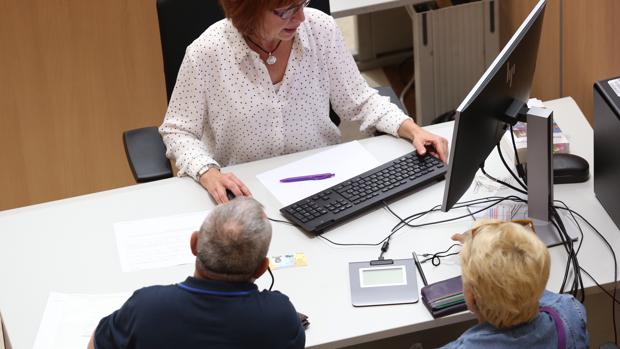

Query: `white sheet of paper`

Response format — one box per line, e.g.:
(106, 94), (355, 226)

(33, 292), (131, 349)
(257, 141), (380, 206)
(114, 210), (209, 272)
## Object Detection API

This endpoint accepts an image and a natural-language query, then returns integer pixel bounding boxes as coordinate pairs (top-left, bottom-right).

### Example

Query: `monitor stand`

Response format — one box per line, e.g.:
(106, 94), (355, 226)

(526, 107), (578, 247)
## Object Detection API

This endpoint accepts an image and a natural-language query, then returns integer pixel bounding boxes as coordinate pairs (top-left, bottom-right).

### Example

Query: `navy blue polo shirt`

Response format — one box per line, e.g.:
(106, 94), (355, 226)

(94, 276), (305, 349)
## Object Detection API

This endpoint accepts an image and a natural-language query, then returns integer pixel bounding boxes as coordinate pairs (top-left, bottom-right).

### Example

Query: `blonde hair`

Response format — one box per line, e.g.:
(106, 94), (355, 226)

(460, 219), (550, 328)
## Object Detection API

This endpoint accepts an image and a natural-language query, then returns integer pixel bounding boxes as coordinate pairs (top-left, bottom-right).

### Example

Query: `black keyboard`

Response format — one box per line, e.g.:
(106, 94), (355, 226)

(280, 151), (447, 234)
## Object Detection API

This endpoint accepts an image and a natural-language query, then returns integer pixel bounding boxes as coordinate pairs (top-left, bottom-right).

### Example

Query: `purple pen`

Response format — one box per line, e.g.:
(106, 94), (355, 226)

(279, 173), (335, 183)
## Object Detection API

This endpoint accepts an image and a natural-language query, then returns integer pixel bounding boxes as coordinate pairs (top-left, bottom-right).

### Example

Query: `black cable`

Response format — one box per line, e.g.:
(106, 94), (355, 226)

(392, 196), (516, 232)
(382, 196), (527, 262)
(509, 124), (527, 180)
(378, 237), (391, 260)
(273, 198), (516, 246)
(550, 210), (583, 301)
(554, 207), (585, 302)
(496, 144), (527, 190)
(318, 234), (381, 247)
(553, 204), (618, 344)
(550, 211), (573, 294)
(549, 217), (572, 295)
(283, 196), (527, 253)
(384, 199), (437, 232)
(480, 166), (527, 195)
(316, 196), (525, 250)
(419, 243), (461, 266)
(382, 200), (420, 231)
(390, 196), (526, 235)
(267, 266), (274, 291)
(553, 200), (585, 256)
(268, 217), (294, 225)
(581, 266), (620, 305)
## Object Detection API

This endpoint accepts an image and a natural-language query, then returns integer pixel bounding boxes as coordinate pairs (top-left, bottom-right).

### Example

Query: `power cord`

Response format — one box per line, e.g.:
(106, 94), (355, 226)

(496, 144), (527, 190)
(553, 203), (618, 344)
(550, 208), (584, 301)
(509, 124), (527, 179)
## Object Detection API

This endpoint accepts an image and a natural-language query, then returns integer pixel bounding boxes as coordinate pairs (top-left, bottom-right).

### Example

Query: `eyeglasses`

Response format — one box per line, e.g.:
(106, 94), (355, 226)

(470, 219), (535, 239)
(273, 0), (310, 20)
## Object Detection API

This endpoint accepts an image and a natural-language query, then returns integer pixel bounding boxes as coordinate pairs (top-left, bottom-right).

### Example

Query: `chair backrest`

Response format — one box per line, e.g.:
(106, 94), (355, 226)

(156, 0), (331, 102)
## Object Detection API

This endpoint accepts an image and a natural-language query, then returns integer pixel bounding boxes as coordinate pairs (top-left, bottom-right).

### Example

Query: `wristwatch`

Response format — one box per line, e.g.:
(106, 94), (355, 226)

(198, 163), (220, 179)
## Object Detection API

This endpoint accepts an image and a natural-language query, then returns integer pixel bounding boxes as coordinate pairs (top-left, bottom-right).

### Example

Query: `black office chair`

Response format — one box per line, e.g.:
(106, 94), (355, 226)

(123, 0), (405, 183)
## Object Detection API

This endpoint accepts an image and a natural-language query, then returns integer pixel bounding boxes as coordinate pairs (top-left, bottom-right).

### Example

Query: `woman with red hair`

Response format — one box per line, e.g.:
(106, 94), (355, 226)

(160, 0), (448, 203)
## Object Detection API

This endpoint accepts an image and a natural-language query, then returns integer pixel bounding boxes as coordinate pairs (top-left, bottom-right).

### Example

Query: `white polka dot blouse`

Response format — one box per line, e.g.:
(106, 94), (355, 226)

(159, 8), (410, 180)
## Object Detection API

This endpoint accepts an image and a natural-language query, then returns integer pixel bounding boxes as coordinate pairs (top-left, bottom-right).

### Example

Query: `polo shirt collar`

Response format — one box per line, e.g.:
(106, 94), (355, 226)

(226, 18), (311, 65)
(179, 276), (258, 296)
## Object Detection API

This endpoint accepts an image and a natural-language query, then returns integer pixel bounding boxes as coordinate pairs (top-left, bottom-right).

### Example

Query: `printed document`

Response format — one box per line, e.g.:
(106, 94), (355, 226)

(33, 292), (131, 349)
(114, 210), (208, 272)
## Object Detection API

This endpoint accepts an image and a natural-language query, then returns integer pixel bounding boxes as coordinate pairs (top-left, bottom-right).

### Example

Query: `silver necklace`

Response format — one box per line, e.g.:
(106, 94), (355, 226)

(245, 36), (282, 65)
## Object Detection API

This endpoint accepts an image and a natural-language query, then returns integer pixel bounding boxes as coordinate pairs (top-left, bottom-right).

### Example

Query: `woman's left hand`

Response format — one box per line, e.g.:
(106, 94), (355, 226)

(397, 119), (449, 163)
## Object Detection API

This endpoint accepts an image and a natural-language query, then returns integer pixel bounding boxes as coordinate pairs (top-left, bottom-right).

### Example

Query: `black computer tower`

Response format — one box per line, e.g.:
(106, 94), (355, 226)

(594, 76), (620, 229)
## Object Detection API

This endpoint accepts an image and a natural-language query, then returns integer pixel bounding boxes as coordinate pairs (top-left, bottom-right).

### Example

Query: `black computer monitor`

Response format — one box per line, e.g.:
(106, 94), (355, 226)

(442, 0), (545, 210)
(440, 0), (573, 246)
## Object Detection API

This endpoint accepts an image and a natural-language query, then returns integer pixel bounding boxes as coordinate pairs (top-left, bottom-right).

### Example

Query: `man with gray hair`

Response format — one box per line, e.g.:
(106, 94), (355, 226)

(90, 198), (305, 349)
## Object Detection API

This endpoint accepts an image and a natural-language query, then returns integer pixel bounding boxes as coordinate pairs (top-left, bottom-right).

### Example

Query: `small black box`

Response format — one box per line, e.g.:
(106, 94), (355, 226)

(594, 76), (620, 229)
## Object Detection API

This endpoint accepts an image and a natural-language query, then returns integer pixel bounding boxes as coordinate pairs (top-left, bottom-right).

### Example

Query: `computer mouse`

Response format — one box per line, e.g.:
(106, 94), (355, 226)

(553, 153), (590, 184)
(225, 189), (236, 200)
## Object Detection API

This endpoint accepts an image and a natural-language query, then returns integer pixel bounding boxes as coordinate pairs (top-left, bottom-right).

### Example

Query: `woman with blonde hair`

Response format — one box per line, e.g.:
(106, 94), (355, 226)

(441, 220), (589, 348)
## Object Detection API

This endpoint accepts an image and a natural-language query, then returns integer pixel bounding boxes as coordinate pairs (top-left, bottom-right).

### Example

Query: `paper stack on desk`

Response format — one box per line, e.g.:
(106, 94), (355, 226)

(114, 210), (209, 272)
(33, 292), (131, 349)
(420, 275), (467, 318)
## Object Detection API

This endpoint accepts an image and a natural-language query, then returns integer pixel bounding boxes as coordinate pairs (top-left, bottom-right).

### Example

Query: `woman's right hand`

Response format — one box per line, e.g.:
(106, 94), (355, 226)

(199, 168), (252, 204)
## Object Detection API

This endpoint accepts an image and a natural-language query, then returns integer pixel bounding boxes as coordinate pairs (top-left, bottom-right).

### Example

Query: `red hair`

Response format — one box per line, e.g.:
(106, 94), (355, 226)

(218, 0), (298, 35)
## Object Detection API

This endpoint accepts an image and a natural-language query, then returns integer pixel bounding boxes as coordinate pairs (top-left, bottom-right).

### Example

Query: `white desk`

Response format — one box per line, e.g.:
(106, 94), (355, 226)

(1, 97), (618, 348)
(330, 0), (425, 18)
